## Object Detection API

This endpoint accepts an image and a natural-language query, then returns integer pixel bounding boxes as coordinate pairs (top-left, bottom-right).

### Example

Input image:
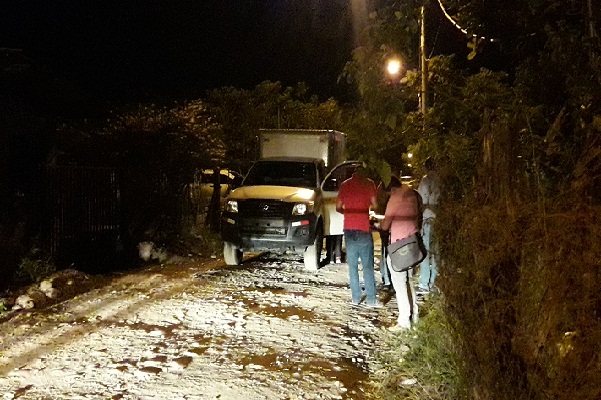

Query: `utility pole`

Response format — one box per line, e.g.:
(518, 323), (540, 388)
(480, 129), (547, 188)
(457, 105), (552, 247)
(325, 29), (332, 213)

(587, 0), (596, 40)
(586, 0), (597, 62)
(419, 1), (428, 115)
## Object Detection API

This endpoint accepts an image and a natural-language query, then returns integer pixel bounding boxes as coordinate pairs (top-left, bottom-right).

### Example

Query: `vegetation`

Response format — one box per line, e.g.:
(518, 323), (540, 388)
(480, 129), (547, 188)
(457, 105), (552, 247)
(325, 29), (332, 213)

(372, 296), (465, 399)
(205, 81), (345, 173)
(348, 1), (601, 399)
(13, 248), (56, 287)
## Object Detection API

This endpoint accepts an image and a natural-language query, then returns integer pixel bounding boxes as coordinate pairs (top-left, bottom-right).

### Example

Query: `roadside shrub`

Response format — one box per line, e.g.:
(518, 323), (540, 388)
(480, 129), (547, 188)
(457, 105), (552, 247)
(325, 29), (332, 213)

(13, 248), (56, 287)
(55, 101), (226, 254)
(373, 297), (465, 399)
(168, 225), (224, 259)
(513, 203), (601, 399)
(437, 200), (601, 400)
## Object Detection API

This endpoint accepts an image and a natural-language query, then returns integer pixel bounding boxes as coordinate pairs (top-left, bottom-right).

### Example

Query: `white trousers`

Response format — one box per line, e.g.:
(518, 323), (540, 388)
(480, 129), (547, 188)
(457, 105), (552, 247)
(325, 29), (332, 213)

(388, 255), (419, 328)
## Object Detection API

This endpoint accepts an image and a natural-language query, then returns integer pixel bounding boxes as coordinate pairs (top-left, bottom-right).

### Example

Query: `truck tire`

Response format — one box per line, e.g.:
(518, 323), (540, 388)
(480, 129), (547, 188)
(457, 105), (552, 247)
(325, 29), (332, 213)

(223, 242), (243, 265)
(303, 229), (323, 271)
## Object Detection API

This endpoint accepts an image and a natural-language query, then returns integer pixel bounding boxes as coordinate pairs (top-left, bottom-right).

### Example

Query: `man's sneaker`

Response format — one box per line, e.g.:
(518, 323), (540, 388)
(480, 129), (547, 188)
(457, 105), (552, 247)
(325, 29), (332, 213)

(335, 257), (342, 264)
(378, 284), (395, 293)
(365, 301), (383, 308)
(415, 287), (430, 296)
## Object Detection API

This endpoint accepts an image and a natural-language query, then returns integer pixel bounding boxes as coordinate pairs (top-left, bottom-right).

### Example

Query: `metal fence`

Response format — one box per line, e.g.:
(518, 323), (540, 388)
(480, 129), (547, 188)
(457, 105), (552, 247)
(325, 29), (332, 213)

(44, 166), (121, 272)
(42, 165), (236, 272)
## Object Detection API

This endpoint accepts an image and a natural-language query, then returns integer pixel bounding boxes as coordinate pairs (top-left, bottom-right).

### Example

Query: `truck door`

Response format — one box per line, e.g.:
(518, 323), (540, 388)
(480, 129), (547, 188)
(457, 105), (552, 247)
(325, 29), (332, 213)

(320, 161), (361, 236)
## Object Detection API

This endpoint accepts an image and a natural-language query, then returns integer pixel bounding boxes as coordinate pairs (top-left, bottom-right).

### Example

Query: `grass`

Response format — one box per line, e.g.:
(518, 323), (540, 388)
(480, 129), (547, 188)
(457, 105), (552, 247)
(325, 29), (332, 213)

(14, 248), (56, 287)
(370, 294), (467, 400)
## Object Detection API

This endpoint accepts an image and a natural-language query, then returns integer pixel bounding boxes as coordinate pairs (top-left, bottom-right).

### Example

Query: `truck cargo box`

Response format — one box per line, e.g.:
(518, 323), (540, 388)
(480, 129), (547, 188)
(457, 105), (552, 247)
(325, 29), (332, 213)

(259, 129), (346, 170)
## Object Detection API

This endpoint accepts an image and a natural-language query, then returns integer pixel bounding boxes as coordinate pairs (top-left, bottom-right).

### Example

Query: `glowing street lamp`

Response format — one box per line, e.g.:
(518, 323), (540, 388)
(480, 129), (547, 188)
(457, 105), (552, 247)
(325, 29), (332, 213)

(386, 5), (427, 116)
(387, 59), (401, 76)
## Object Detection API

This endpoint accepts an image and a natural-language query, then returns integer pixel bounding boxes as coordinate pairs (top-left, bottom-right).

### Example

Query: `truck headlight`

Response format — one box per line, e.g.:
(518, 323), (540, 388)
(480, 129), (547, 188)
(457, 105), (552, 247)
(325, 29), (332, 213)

(292, 202), (314, 215)
(226, 200), (238, 213)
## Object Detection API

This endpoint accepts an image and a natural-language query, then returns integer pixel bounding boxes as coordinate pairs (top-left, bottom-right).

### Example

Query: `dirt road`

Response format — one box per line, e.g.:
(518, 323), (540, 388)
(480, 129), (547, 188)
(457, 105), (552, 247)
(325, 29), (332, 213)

(0, 253), (398, 400)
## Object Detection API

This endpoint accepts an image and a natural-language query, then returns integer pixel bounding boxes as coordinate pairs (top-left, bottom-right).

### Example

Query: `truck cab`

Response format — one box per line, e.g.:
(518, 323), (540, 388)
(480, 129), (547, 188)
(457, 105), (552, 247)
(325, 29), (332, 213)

(220, 129), (346, 270)
(221, 157), (326, 270)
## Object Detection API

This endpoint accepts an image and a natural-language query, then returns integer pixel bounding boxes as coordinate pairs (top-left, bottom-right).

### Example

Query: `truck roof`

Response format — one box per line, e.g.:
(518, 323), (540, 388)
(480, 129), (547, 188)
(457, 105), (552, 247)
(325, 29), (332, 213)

(257, 157), (324, 164)
(259, 128), (345, 136)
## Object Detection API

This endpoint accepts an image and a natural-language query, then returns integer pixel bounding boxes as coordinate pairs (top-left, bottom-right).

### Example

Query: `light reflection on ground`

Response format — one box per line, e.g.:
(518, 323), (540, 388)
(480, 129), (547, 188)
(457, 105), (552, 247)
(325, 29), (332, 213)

(0, 252), (396, 399)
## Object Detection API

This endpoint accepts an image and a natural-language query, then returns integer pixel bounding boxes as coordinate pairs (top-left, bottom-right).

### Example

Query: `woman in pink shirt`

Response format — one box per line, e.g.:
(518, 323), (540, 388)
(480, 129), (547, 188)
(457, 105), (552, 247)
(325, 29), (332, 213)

(380, 179), (421, 330)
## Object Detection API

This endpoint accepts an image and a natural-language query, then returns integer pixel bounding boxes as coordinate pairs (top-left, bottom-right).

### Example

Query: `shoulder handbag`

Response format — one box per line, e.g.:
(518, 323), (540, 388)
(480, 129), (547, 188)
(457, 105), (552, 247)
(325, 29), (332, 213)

(387, 232), (427, 273)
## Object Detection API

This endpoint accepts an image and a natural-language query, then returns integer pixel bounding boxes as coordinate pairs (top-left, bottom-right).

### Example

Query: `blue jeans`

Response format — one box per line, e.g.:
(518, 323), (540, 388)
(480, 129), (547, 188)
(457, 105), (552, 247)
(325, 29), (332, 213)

(418, 218), (438, 290)
(344, 229), (378, 305)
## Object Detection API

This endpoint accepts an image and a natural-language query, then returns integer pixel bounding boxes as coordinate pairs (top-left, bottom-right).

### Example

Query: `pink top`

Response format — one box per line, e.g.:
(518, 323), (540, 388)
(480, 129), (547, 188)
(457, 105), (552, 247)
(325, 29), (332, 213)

(384, 186), (419, 242)
(337, 175), (377, 232)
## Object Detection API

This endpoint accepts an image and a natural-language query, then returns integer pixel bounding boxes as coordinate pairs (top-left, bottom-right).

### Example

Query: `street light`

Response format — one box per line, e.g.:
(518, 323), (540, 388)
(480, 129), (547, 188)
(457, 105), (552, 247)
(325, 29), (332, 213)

(387, 59), (402, 76)
(386, 7), (427, 115)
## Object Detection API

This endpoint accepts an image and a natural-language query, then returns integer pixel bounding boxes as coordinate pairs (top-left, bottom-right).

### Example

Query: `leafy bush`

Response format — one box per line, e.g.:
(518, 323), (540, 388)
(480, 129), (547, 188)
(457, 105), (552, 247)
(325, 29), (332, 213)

(437, 200), (601, 400)
(168, 225), (224, 259)
(373, 297), (465, 399)
(14, 248), (56, 286)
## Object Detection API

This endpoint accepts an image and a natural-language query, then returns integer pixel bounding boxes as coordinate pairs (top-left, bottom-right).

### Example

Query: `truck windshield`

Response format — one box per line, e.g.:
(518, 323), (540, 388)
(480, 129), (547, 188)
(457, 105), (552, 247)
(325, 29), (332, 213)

(243, 161), (317, 188)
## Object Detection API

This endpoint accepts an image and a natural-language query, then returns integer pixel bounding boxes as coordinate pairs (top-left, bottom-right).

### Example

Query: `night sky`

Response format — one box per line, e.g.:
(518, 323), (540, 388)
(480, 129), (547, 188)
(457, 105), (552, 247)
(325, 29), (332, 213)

(1, 0), (468, 107)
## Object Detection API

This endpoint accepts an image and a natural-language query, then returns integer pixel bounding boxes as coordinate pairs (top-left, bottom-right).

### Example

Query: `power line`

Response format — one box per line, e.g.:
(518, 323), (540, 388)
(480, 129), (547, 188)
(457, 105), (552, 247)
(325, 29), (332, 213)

(435, 0), (498, 43)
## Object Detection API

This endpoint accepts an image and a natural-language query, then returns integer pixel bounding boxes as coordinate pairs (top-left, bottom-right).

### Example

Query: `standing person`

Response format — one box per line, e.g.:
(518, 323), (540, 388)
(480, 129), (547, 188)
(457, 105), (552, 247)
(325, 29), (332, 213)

(378, 227), (391, 287)
(325, 234), (343, 264)
(336, 165), (381, 307)
(375, 176), (402, 290)
(416, 158), (441, 296)
(380, 179), (421, 330)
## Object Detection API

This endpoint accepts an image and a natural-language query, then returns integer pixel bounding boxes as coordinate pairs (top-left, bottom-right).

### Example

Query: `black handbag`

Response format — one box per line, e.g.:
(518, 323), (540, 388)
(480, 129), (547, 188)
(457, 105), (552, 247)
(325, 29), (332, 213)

(387, 232), (427, 272)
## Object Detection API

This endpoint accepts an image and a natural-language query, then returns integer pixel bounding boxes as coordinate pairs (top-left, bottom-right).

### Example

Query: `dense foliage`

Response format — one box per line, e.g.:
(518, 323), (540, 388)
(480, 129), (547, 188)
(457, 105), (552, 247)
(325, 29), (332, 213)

(205, 81), (345, 173)
(347, 1), (601, 399)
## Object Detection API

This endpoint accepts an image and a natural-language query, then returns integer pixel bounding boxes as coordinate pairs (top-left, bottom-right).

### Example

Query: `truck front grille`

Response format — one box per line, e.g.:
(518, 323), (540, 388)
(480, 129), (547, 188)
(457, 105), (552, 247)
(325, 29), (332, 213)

(238, 200), (293, 218)
(240, 226), (287, 236)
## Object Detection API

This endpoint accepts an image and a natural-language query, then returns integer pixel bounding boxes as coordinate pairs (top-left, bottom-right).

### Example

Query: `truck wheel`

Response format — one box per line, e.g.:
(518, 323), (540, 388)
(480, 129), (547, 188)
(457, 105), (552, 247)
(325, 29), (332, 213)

(224, 242), (243, 265)
(303, 230), (323, 271)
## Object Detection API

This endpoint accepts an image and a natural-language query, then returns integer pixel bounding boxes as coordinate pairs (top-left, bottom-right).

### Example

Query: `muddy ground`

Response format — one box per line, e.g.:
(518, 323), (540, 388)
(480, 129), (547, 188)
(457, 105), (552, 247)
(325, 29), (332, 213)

(0, 252), (400, 400)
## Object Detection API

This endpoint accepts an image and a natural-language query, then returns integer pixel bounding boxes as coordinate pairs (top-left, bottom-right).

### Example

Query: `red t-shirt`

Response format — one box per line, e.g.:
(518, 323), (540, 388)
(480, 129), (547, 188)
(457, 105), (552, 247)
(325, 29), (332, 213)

(337, 174), (377, 232)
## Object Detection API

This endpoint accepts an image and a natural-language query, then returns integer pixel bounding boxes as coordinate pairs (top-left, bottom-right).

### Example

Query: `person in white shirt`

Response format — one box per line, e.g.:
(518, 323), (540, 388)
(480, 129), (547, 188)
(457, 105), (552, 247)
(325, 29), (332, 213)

(416, 158), (441, 295)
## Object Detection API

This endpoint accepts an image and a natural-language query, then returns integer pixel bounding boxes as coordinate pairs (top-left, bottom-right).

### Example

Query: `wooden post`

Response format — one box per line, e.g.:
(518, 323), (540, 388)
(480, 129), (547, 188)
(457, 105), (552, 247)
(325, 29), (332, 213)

(207, 168), (222, 232)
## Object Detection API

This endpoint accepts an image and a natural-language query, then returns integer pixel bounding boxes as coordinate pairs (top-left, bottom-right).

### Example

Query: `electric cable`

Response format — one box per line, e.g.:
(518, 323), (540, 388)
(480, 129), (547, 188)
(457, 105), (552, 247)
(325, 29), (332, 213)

(435, 0), (498, 42)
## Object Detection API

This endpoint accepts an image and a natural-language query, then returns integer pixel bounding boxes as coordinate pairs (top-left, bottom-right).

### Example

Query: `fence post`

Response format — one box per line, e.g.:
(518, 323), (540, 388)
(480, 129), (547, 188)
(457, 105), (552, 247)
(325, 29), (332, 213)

(207, 167), (222, 232)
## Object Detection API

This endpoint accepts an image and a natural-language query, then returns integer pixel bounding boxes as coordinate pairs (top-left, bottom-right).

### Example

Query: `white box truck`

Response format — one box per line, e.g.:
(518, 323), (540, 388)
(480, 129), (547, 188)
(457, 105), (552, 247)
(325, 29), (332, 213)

(221, 129), (346, 270)
(259, 129), (346, 170)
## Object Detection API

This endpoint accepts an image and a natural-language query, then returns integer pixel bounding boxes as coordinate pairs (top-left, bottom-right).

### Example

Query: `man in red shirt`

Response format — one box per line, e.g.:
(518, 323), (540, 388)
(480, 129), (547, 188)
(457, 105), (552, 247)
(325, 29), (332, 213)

(336, 165), (381, 307)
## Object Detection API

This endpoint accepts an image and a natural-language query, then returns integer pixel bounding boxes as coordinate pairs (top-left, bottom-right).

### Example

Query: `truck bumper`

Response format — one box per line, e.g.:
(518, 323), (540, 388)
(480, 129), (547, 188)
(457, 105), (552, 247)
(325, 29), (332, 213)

(221, 212), (318, 253)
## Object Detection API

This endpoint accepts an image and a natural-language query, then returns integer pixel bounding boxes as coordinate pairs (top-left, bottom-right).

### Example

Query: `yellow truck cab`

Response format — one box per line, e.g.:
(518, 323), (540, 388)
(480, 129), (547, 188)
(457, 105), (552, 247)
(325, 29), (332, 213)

(220, 129), (346, 270)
